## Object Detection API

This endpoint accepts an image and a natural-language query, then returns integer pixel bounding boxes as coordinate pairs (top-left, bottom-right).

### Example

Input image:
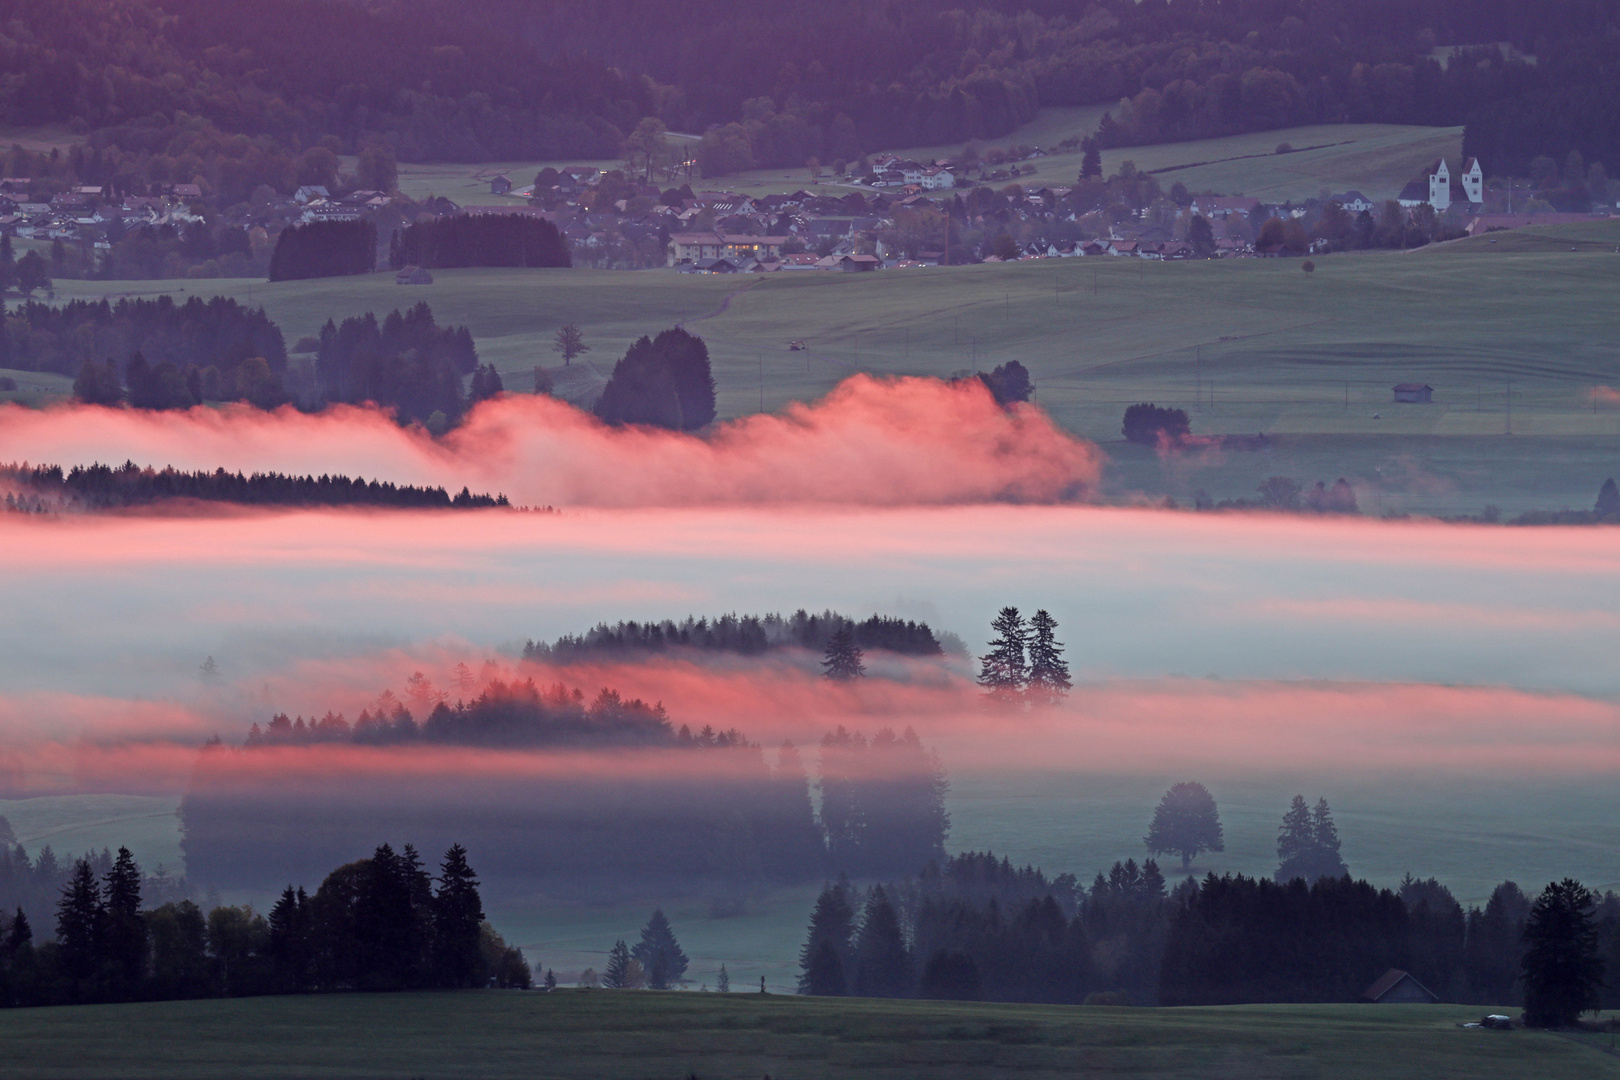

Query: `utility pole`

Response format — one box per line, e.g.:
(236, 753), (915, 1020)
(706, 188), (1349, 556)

(1196, 345), (1202, 409)
(1344, 380), (1348, 411)
(758, 354), (763, 412)
(1506, 380), (1512, 435)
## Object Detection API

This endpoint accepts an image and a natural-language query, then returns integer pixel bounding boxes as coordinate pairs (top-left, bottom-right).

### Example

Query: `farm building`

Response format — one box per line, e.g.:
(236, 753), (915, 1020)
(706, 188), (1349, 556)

(1392, 383), (1434, 403)
(395, 266), (433, 285)
(1362, 968), (1438, 1004)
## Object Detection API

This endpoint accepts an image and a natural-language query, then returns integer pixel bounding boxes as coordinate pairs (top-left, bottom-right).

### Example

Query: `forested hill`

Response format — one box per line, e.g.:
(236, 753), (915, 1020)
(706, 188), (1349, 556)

(523, 611), (945, 661)
(0, 0), (1616, 174)
(4, 462), (511, 511)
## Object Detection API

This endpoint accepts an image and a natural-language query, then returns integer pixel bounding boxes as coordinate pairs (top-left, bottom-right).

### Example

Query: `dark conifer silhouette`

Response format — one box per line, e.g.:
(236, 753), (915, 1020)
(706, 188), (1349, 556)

(798, 884), (855, 995)
(1521, 879), (1603, 1027)
(977, 607), (1028, 696)
(432, 844), (485, 988)
(594, 327), (715, 430)
(821, 628), (866, 680)
(631, 908), (689, 989)
(852, 887), (909, 997)
(1025, 609), (1071, 702)
(603, 939), (633, 989)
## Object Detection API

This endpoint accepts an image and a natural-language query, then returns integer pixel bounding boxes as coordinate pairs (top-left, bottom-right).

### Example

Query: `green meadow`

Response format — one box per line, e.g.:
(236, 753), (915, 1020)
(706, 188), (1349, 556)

(0, 990), (1611, 1080)
(35, 218), (1620, 513)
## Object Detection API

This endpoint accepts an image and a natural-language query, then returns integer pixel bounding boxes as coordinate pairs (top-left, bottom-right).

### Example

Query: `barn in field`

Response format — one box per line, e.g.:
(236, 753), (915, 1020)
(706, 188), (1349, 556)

(1362, 968), (1439, 1004)
(1392, 383), (1434, 403)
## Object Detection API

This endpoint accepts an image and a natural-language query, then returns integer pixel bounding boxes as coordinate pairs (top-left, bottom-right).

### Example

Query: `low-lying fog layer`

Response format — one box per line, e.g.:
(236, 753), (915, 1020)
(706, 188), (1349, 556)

(2, 503), (1617, 782)
(0, 376), (1102, 506)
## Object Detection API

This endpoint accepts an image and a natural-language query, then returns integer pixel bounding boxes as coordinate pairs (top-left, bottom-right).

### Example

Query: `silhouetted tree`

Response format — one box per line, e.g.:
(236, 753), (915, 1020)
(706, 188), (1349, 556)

(979, 360), (1032, 405)
(101, 847), (146, 992)
(432, 844), (485, 988)
(1122, 403), (1190, 446)
(821, 628), (866, 680)
(1521, 879), (1603, 1027)
(798, 884), (855, 995)
(554, 324), (589, 365)
(54, 858), (102, 993)
(852, 887), (909, 997)
(595, 327), (715, 430)
(1145, 782), (1224, 871)
(1276, 796), (1349, 883)
(631, 908), (688, 989)
(977, 607), (1028, 696)
(603, 939), (633, 989)
(1025, 610), (1070, 702)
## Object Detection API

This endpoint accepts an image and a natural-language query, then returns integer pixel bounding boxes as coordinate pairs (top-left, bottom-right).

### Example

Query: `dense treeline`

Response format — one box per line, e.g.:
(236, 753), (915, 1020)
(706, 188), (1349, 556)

(799, 854), (1165, 1003)
(314, 302), (478, 426)
(5, 462), (509, 511)
(523, 610), (945, 661)
(0, 826), (190, 939)
(0, 1), (1615, 183)
(181, 687), (949, 900)
(0, 0), (643, 167)
(798, 851), (1620, 1013)
(0, 841), (531, 1007)
(268, 220), (377, 282)
(2, 295), (285, 381)
(390, 216), (571, 270)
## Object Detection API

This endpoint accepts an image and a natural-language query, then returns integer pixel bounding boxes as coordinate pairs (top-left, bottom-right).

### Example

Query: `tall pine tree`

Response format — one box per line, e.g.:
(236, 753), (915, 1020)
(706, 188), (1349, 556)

(55, 858), (103, 992)
(1025, 610), (1071, 702)
(631, 908), (688, 989)
(432, 844), (485, 988)
(101, 846), (146, 992)
(977, 607), (1028, 696)
(798, 884), (855, 995)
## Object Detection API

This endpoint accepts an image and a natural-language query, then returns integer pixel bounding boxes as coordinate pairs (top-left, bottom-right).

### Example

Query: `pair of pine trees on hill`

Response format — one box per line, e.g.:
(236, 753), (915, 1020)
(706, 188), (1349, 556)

(1142, 783), (1349, 882)
(977, 607), (1071, 701)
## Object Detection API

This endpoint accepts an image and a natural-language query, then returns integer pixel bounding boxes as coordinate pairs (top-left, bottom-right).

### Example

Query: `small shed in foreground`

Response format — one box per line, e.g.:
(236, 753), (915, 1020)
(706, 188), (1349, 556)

(1392, 383), (1434, 403)
(1363, 968), (1438, 1004)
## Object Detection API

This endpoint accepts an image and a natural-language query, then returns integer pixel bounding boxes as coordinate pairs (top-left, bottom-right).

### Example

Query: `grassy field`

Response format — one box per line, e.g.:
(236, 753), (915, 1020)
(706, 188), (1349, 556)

(0, 990), (1610, 1080)
(37, 219), (1620, 513)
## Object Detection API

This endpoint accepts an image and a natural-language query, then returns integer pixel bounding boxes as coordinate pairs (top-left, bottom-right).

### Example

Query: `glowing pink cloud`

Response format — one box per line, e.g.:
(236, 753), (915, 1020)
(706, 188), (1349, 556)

(0, 375), (1103, 506)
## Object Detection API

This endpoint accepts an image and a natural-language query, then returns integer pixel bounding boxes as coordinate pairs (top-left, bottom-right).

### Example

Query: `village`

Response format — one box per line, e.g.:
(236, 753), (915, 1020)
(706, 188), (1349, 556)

(0, 146), (1613, 282)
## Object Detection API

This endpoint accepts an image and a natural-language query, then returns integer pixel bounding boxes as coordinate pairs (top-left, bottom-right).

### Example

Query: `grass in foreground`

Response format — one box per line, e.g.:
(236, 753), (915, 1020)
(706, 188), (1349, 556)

(0, 990), (1611, 1080)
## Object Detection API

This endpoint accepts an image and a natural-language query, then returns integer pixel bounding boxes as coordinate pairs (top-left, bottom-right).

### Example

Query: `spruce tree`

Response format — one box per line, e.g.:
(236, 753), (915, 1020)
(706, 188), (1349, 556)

(1522, 879), (1603, 1027)
(432, 844), (485, 988)
(977, 607), (1028, 696)
(798, 885), (855, 995)
(0, 233), (14, 294)
(821, 628), (866, 680)
(543, 968), (557, 990)
(852, 887), (909, 997)
(55, 858), (103, 990)
(1309, 798), (1348, 879)
(631, 908), (688, 989)
(1275, 795), (1315, 882)
(1025, 610), (1071, 702)
(101, 846), (146, 992)
(603, 939), (632, 989)
(716, 963), (730, 992)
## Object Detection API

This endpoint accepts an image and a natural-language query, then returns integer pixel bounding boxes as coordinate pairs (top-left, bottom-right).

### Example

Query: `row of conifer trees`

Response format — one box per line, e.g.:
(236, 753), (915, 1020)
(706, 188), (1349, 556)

(0, 842), (530, 1008)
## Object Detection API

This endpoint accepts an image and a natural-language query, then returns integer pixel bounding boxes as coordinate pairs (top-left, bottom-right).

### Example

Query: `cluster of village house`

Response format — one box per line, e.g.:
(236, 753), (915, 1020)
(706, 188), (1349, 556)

(0, 179), (396, 250)
(0, 152), (1608, 275)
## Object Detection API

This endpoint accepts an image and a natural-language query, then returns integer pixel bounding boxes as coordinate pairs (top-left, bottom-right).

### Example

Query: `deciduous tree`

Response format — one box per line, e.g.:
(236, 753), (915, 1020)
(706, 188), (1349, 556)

(1145, 782), (1225, 871)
